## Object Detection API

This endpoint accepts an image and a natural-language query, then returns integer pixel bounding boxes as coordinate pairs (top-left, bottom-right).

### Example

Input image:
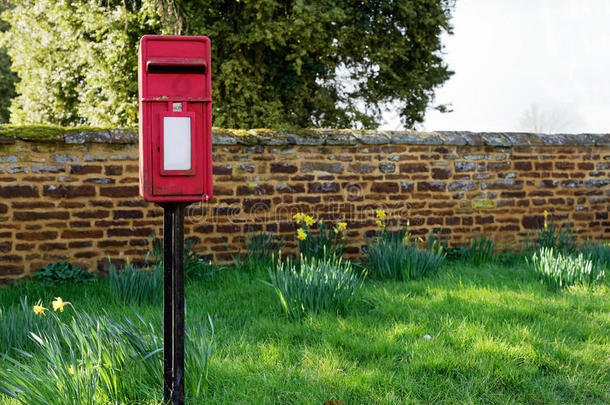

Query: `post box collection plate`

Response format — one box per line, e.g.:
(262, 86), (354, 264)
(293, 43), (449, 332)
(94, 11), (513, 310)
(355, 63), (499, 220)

(139, 35), (213, 202)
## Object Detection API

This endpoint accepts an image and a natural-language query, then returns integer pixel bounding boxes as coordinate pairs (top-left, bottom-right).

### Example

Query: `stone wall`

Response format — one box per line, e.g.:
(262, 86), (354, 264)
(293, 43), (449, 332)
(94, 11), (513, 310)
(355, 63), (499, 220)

(0, 126), (608, 281)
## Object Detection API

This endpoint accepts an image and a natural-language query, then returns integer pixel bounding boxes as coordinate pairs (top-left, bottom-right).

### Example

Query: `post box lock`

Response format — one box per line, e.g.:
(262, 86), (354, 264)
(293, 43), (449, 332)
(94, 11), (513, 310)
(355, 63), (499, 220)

(138, 35), (213, 202)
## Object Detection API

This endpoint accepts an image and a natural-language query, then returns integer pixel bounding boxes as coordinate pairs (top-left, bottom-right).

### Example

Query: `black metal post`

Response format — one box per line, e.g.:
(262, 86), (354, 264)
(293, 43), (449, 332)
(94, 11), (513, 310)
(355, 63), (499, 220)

(161, 202), (188, 405)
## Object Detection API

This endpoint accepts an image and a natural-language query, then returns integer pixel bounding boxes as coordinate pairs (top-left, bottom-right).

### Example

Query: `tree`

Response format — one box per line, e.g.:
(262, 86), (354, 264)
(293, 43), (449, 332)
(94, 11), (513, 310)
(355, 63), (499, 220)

(2, 0), (454, 129)
(0, 0), (18, 123)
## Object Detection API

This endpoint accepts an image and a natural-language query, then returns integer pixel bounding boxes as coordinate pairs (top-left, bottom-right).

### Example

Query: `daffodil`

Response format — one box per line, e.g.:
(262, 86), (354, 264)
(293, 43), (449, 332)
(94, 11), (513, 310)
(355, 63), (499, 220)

(293, 213), (304, 224)
(376, 220), (384, 228)
(297, 228), (307, 241)
(33, 301), (47, 316)
(337, 222), (347, 232)
(52, 297), (72, 312)
(334, 228), (339, 234)
(304, 215), (316, 227)
(376, 209), (386, 220)
(406, 219), (410, 227)
(68, 366), (75, 376)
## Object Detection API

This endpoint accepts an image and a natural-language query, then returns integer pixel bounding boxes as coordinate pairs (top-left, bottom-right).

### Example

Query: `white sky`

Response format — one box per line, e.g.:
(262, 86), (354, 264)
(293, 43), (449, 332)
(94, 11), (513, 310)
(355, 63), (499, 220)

(381, 0), (610, 133)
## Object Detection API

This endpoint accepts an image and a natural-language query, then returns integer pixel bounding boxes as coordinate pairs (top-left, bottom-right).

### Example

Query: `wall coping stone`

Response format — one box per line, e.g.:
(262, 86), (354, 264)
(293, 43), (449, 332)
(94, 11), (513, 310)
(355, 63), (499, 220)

(1, 125), (609, 146)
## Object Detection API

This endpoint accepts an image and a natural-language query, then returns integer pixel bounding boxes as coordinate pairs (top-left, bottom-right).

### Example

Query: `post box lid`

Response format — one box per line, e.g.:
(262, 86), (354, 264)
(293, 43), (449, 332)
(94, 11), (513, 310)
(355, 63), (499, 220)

(139, 35), (211, 101)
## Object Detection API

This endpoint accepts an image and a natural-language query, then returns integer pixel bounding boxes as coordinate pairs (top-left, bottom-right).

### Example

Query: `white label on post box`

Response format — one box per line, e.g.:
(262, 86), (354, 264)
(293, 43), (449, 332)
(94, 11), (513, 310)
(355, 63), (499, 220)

(163, 116), (191, 171)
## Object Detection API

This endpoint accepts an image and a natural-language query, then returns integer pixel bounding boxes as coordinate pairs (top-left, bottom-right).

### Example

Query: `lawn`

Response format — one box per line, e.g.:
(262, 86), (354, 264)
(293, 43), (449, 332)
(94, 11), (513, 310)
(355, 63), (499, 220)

(0, 259), (608, 404)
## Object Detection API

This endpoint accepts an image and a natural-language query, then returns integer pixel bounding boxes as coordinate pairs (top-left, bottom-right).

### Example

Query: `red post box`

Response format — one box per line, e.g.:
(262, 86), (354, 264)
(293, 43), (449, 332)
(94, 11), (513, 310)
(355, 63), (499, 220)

(138, 35), (212, 203)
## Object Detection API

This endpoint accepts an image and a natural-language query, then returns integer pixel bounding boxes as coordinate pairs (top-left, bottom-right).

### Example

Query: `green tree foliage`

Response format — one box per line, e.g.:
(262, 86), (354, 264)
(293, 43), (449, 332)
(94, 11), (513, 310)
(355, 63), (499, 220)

(0, 0), (18, 123)
(2, 0), (454, 128)
(1, 0), (161, 126)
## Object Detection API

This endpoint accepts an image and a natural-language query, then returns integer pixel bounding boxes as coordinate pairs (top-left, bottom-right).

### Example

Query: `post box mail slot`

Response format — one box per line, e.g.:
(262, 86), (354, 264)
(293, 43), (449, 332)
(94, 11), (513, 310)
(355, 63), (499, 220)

(138, 35), (213, 202)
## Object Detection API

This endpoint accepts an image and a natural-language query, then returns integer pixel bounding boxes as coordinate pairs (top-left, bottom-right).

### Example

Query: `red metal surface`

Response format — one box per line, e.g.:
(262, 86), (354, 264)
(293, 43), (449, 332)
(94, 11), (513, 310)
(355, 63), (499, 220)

(139, 35), (213, 203)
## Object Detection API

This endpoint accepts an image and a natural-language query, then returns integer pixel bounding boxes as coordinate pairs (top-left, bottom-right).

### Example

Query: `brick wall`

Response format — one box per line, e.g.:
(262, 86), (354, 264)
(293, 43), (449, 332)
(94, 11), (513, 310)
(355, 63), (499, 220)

(0, 127), (608, 281)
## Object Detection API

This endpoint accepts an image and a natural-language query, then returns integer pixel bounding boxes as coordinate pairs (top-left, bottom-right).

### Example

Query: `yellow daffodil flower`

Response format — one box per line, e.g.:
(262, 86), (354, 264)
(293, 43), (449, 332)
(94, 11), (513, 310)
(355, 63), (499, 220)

(33, 301), (47, 316)
(292, 213), (304, 224)
(68, 365), (75, 375)
(304, 215), (316, 227)
(376, 220), (384, 228)
(52, 297), (71, 312)
(337, 222), (347, 232)
(376, 209), (386, 220)
(406, 219), (410, 227)
(297, 228), (307, 240)
(334, 228), (339, 234)
(543, 210), (548, 218)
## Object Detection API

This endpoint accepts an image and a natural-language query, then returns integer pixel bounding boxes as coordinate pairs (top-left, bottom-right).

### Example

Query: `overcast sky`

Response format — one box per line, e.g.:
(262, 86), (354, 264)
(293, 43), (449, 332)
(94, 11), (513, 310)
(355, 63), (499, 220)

(381, 0), (610, 133)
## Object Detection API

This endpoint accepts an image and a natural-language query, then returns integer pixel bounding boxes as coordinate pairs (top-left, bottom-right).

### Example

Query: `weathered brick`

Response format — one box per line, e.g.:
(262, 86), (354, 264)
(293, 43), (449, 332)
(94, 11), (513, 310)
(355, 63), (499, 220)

(100, 186), (139, 197)
(113, 210), (144, 219)
(431, 168), (452, 179)
(301, 162), (344, 173)
(488, 162), (510, 171)
(475, 216), (494, 224)
(400, 181), (414, 192)
(417, 182), (446, 192)
(522, 215), (544, 229)
(13, 211), (69, 221)
(308, 182), (340, 193)
(555, 162), (575, 170)
(348, 163), (376, 174)
(236, 184), (274, 196)
(270, 163), (298, 173)
(379, 162), (396, 173)
(32, 164), (65, 173)
(39, 242), (68, 251)
(243, 199), (271, 213)
(454, 161), (476, 172)
(538, 180), (558, 188)
(107, 228), (153, 237)
(51, 154), (78, 163)
(514, 161), (532, 171)
(0, 241), (11, 252)
(448, 182), (477, 191)
(500, 191), (526, 198)
(61, 230), (103, 239)
(585, 179), (610, 188)
(73, 210), (110, 219)
(105, 165), (123, 175)
(16, 231), (57, 240)
(0, 185), (38, 198)
(0, 265), (22, 276)
(86, 178), (116, 184)
(371, 182), (399, 193)
(43, 185), (95, 198)
(213, 164), (232, 175)
(481, 180), (523, 190)
(276, 183), (305, 194)
(70, 165), (102, 174)
(399, 163), (428, 173)
(0, 203), (7, 214)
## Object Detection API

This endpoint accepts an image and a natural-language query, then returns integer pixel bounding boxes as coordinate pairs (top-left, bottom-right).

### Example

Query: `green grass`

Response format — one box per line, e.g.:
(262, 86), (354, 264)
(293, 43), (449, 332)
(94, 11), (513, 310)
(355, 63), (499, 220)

(1, 260), (608, 404)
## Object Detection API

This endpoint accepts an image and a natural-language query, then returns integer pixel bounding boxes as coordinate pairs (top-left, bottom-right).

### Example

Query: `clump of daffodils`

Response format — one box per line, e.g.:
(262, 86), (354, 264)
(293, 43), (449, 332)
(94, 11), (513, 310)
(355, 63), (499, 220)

(293, 213), (316, 227)
(375, 209), (387, 228)
(33, 297), (72, 316)
(292, 212), (349, 258)
(297, 228), (308, 241)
